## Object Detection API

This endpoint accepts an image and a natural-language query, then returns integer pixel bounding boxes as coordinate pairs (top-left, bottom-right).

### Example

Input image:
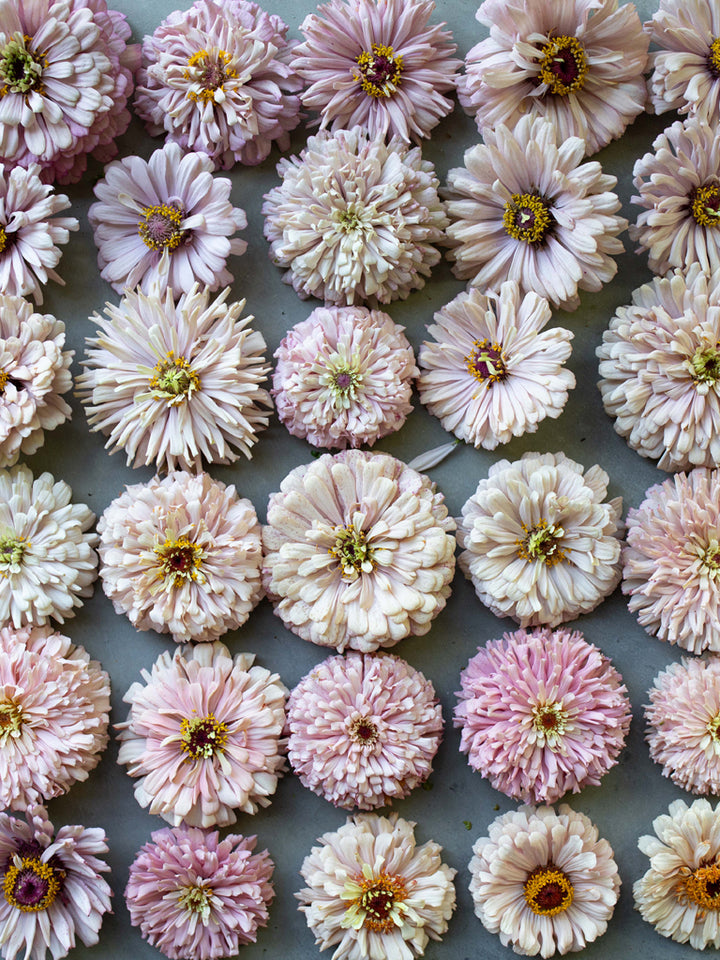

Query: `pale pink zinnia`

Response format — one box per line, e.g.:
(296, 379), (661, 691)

(98, 471), (263, 643)
(469, 805), (620, 957)
(78, 284), (271, 472)
(417, 282), (575, 449)
(292, 0), (461, 143)
(116, 642), (286, 828)
(297, 812), (456, 960)
(262, 450), (456, 652)
(455, 628), (631, 804)
(0, 805), (111, 960)
(623, 470), (720, 654)
(135, 0), (301, 169)
(286, 652), (443, 810)
(273, 305), (417, 450)
(459, 0), (648, 156)
(88, 142), (247, 296)
(444, 116), (627, 312)
(125, 825), (275, 959)
(458, 451), (623, 627)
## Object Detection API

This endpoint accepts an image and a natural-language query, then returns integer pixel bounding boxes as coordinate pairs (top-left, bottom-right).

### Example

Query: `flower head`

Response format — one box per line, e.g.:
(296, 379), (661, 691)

(273, 305), (417, 450)
(135, 0), (301, 169)
(469, 804), (620, 957)
(297, 812), (456, 960)
(98, 471), (263, 642)
(458, 451), (623, 627)
(125, 824), (274, 959)
(262, 127), (448, 305)
(262, 450), (456, 652)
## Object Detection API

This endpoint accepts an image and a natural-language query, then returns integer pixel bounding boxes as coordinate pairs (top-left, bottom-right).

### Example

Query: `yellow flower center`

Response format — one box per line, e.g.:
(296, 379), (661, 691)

(0, 227), (7, 253)
(0, 699), (24, 744)
(138, 203), (186, 252)
(707, 713), (720, 744)
(503, 193), (553, 244)
(3, 856), (61, 912)
(180, 714), (228, 761)
(466, 339), (507, 388)
(517, 519), (566, 566)
(0, 34), (47, 97)
(154, 537), (204, 587)
(329, 523), (375, 581)
(691, 184), (720, 228)
(355, 43), (403, 98)
(681, 862), (720, 912)
(531, 702), (569, 746)
(709, 38), (720, 77)
(149, 352), (200, 405)
(0, 370), (8, 392)
(342, 867), (408, 933)
(691, 343), (720, 384)
(185, 48), (238, 103)
(524, 866), (574, 916)
(537, 35), (588, 95)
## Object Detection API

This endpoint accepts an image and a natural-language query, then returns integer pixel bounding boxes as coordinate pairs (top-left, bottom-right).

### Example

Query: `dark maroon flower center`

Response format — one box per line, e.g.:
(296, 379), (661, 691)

(348, 715), (379, 745)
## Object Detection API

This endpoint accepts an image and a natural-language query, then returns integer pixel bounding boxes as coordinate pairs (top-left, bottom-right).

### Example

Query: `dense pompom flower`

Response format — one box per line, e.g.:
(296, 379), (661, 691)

(297, 812), (456, 960)
(458, 451), (623, 627)
(97, 471), (263, 643)
(444, 117), (627, 312)
(262, 127), (448, 306)
(273, 305), (417, 450)
(286, 652), (442, 810)
(88, 143), (247, 296)
(262, 450), (456, 652)
(116, 642), (287, 828)
(417, 282), (575, 449)
(135, 0), (301, 169)
(78, 284), (271, 472)
(292, 0), (461, 143)
(125, 824), (275, 959)
(469, 804), (620, 957)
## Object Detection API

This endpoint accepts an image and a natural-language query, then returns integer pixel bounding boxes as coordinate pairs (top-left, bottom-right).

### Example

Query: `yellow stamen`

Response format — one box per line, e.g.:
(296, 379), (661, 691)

(691, 184), (720, 228)
(180, 714), (228, 760)
(503, 193), (552, 244)
(149, 351), (200, 405)
(138, 203), (185, 252)
(516, 519), (566, 566)
(341, 868), (408, 933)
(3, 857), (61, 912)
(154, 537), (204, 587)
(680, 861), (720, 913)
(524, 867), (574, 916)
(537, 35), (588, 95)
(354, 43), (403, 98)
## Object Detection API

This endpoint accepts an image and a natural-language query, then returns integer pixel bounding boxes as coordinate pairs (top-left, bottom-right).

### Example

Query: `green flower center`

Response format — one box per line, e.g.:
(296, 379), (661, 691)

(691, 344), (720, 384)
(180, 714), (228, 761)
(329, 524), (375, 580)
(517, 520), (566, 566)
(691, 184), (720, 228)
(537, 35), (588, 95)
(3, 856), (61, 913)
(0, 534), (27, 568)
(503, 193), (553, 244)
(355, 44), (403, 98)
(524, 866), (574, 916)
(320, 354), (364, 409)
(178, 883), (214, 921)
(150, 352), (200, 405)
(138, 203), (186, 252)
(0, 35), (46, 95)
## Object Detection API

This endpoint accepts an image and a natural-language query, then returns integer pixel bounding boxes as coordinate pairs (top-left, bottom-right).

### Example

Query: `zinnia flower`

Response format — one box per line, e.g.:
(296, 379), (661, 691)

(292, 0), (461, 143)
(469, 804), (620, 957)
(273, 305), (417, 450)
(0, 295), (73, 469)
(286, 652), (442, 810)
(98, 470), (263, 643)
(297, 812), (456, 960)
(135, 0), (301, 169)
(634, 797), (720, 949)
(262, 450), (456, 652)
(78, 284), (271, 472)
(262, 127), (448, 305)
(125, 824), (274, 959)
(622, 470), (720, 654)
(0, 465), (97, 628)
(0, 804), (111, 960)
(417, 282), (575, 449)
(457, 451), (623, 627)
(0, 624), (109, 812)
(116, 642), (287, 828)
(458, 0), (648, 156)
(88, 142), (247, 296)
(444, 116), (627, 312)
(455, 627), (631, 804)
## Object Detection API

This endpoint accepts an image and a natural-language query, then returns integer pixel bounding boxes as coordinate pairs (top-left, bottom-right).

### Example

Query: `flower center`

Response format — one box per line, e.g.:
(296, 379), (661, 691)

(466, 339), (507, 387)
(154, 537), (204, 587)
(342, 866), (408, 933)
(709, 38), (720, 78)
(355, 43), (403, 98)
(149, 352), (200, 405)
(0, 227), (7, 254)
(178, 883), (214, 922)
(0, 34), (46, 96)
(186, 48), (238, 103)
(320, 354), (364, 409)
(138, 203), (186, 252)
(348, 715), (379, 745)
(701, 540), (720, 576)
(681, 862), (720, 911)
(531, 701), (569, 747)
(524, 866), (574, 916)
(537, 35), (588, 95)
(0, 534), (27, 569)
(691, 344), (720, 384)
(691, 184), (720, 228)
(503, 194), (553, 244)
(180, 714), (228, 761)
(707, 713), (720, 744)
(0, 700), (24, 744)
(3, 856), (61, 913)
(329, 523), (375, 580)
(0, 370), (7, 392)
(517, 520), (566, 566)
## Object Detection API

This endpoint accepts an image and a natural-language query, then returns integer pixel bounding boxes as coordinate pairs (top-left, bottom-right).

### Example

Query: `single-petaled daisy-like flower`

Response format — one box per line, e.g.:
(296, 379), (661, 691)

(631, 118), (720, 276)
(262, 450), (456, 652)
(273, 305), (417, 450)
(455, 628), (631, 804)
(0, 465), (97, 629)
(469, 804), (620, 957)
(292, 0), (461, 143)
(0, 804), (112, 960)
(0, 624), (109, 813)
(135, 0), (301, 170)
(598, 266), (720, 472)
(78, 284), (271, 472)
(297, 813), (456, 960)
(126, 824), (274, 959)
(0, 296), (73, 469)
(458, 451), (623, 628)
(286, 652), (443, 810)
(0, 165), (77, 304)
(634, 797), (720, 949)
(459, 0), (648, 156)
(262, 127), (448, 306)
(98, 471), (263, 643)
(623, 470), (720, 654)
(88, 142), (247, 296)
(417, 282), (575, 449)
(444, 117), (627, 312)
(116, 642), (287, 828)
